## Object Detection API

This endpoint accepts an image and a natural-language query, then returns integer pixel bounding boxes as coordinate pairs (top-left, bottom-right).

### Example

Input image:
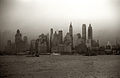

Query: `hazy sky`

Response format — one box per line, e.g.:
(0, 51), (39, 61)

(0, 0), (120, 45)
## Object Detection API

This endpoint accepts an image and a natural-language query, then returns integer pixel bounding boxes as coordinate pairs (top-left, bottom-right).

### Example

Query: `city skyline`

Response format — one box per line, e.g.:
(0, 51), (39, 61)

(0, 0), (120, 46)
(3, 23), (99, 55)
(0, 1), (120, 78)
(0, 22), (119, 46)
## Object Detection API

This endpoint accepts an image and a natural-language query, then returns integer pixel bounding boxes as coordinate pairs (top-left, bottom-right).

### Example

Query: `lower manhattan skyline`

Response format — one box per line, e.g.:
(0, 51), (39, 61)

(0, 0), (120, 78)
(0, 0), (120, 46)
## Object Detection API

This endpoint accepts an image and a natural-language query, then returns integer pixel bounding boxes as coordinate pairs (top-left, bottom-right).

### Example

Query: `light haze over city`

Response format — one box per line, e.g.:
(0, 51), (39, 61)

(0, 0), (120, 45)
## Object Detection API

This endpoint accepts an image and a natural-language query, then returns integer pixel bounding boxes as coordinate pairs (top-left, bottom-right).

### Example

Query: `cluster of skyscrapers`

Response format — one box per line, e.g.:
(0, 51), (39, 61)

(5, 30), (29, 54)
(5, 23), (100, 55)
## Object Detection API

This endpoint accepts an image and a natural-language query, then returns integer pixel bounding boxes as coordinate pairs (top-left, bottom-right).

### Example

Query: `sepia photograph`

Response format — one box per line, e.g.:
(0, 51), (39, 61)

(0, 0), (120, 78)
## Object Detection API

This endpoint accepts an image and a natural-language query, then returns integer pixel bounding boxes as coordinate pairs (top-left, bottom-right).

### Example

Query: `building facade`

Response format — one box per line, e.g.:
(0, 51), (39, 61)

(88, 24), (93, 40)
(37, 34), (49, 54)
(82, 24), (86, 43)
(69, 22), (73, 49)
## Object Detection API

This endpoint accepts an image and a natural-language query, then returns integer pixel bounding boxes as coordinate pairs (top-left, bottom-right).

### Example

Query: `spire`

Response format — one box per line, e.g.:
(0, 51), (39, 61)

(17, 29), (20, 33)
(70, 22), (72, 27)
(69, 22), (73, 49)
(69, 22), (73, 33)
(51, 28), (53, 34)
(54, 31), (58, 36)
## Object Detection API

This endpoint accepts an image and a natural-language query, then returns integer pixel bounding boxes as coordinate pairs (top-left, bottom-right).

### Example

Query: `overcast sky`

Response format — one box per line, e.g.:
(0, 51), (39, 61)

(0, 0), (120, 45)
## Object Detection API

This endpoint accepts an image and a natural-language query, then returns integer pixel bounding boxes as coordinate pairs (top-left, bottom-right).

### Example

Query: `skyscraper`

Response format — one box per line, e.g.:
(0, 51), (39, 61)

(23, 36), (29, 50)
(15, 29), (29, 54)
(15, 29), (22, 44)
(15, 29), (22, 53)
(64, 32), (72, 53)
(69, 22), (73, 49)
(82, 24), (86, 42)
(37, 34), (48, 54)
(88, 24), (93, 40)
(50, 28), (53, 52)
(58, 30), (63, 44)
(53, 31), (58, 46)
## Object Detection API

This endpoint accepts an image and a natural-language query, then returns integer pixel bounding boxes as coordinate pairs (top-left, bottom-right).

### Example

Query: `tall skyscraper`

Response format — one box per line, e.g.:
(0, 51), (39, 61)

(15, 29), (23, 53)
(15, 29), (22, 44)
(58, 30), (63, 44)
(23, 36), (29, 50)
(69, 22), (73, 49)
(88, 24), (93, 40)
(82, 24), (86, 42)
(53, 31), (58, 46)
(37, 34), (48, 54)
(50, 28), (53, 52)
